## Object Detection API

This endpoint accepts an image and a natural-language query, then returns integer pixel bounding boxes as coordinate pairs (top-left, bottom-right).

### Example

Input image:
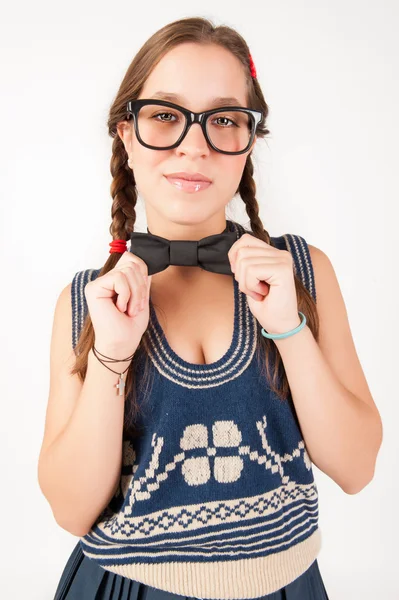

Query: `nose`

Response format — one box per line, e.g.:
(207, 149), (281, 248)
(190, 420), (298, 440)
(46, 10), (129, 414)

(176, 121), (210, 156)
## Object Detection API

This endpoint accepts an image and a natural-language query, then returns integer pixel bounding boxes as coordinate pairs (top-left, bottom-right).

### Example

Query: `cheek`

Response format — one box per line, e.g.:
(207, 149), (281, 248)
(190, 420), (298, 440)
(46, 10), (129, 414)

(131, 139), (164, 169)
(130, 142), (165, 190)
(220, 157), (246, 192)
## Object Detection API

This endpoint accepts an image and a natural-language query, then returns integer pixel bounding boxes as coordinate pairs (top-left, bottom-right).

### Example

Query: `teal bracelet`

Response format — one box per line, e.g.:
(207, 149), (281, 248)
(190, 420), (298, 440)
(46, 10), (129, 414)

(261, 311), (307, 340)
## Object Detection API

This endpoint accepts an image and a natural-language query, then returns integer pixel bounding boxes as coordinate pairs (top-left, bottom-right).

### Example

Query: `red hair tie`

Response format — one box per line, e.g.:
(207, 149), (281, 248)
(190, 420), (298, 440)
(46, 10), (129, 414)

(249, 53), (257, 79)
(109, 239), (127, 254)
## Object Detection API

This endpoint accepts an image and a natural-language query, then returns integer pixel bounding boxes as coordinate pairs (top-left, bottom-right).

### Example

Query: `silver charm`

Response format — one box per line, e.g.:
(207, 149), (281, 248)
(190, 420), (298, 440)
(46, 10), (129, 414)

(116, 373), (126, 396)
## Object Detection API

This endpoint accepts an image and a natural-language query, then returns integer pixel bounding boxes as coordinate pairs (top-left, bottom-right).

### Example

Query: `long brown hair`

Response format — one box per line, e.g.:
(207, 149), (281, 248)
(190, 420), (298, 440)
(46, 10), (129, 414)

(70, 16), (319, 439)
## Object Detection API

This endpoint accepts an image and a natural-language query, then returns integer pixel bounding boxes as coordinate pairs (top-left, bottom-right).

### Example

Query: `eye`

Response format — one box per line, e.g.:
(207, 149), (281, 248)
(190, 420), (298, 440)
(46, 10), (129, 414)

(211, 116), (238, 127)
(152, 112), (179, 122)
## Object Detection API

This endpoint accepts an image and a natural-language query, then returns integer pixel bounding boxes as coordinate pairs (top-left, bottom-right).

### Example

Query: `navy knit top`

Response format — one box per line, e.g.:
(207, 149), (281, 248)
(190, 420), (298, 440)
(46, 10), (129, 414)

(71, 219), (321, 599)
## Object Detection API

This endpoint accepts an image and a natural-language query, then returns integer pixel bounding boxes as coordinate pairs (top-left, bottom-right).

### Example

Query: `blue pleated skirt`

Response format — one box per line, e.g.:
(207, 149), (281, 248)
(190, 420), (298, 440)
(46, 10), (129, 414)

(53, 542), (329, 600)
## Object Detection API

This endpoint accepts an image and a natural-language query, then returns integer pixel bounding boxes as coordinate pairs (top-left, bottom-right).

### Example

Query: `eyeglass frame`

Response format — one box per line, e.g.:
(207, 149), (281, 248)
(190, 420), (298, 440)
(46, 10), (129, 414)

(125, 99), (263, 156)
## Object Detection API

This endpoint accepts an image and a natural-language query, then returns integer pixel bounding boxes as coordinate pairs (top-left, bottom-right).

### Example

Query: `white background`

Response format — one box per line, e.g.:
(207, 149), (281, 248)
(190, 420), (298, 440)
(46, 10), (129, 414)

(0, 1), (397, 598)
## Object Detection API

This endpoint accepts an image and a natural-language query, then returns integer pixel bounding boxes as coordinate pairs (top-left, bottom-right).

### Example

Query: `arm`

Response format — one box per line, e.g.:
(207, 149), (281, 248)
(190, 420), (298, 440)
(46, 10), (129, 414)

(37, 284), (132, 536)
(273, 245), (383, 494)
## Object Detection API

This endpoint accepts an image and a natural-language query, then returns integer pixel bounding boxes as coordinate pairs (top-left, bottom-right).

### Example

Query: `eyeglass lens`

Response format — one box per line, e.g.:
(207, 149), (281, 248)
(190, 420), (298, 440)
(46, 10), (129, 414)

(136, 104), (253, 152)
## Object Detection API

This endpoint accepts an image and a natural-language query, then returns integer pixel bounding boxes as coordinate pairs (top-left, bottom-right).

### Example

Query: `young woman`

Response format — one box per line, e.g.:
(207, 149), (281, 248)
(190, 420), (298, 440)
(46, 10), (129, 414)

(38, 16), (382, 600)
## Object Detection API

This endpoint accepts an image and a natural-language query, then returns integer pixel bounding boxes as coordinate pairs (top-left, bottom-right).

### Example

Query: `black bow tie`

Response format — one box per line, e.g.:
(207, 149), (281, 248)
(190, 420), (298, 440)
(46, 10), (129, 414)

(129, 222), (238, 276)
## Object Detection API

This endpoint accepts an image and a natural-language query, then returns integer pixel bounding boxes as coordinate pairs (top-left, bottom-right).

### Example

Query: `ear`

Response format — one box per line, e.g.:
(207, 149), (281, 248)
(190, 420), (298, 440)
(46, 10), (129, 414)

(116, 120), (132, 154)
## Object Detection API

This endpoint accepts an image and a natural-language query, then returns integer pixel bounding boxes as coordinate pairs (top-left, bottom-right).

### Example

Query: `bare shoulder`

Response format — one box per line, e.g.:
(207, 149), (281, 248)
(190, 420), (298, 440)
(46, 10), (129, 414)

(307, 243), (380, 418)
(38, 281), (83, 463)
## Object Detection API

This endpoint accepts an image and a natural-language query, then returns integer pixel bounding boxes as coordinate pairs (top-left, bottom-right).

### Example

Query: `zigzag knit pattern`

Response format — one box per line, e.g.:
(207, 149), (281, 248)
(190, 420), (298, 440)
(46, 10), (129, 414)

(71, 220), (321, 599)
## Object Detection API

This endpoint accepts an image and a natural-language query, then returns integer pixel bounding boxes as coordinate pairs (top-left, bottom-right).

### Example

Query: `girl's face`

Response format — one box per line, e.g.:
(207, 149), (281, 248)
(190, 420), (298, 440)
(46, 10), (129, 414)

(117, 43), (257, 230)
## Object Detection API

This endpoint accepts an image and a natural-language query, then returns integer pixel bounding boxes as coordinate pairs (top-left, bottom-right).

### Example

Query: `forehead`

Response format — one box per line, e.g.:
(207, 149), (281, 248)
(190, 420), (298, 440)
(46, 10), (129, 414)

(139, 43), (249, 111)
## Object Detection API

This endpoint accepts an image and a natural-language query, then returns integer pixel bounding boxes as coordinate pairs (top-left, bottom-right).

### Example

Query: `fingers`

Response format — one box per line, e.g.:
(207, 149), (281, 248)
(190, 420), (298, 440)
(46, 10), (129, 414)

(116, 263), (148, 316)
(127, 263), (148, 316)
(113, 251), (151, 316)
(116, 251), (149, 279)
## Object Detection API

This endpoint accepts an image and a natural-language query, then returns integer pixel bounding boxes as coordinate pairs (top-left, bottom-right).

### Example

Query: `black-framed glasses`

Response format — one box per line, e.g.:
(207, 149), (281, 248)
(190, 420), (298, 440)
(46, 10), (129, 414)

(126, 99), (263, 155)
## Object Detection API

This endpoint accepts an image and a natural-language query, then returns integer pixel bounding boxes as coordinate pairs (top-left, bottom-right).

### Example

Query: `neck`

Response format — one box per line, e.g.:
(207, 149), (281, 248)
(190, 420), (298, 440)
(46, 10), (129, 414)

(146, 216), (229, 241)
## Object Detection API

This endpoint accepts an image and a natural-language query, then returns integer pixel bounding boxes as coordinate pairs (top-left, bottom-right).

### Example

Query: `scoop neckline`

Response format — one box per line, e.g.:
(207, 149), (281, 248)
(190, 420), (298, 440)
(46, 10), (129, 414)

(148, 273), (240, 373)
(146, 219), (258, 383)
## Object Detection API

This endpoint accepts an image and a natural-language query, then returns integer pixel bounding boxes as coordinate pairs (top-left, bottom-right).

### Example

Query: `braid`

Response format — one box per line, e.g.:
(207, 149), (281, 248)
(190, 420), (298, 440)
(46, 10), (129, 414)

(106, 135), (154, 438)
(238, 157), (319, 400)
(109, 135), (138, 241)
(238, 159), (272, 245)
(70, 132), (153, 440)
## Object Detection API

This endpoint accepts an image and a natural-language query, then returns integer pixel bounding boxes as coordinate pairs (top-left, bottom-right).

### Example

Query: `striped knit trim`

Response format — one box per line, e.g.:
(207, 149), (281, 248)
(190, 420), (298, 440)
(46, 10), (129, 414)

(145, 220), (259, 388)
(71, 267), (101, 350)
(275, 233), (316, 303)
(80, 527), (321, 598)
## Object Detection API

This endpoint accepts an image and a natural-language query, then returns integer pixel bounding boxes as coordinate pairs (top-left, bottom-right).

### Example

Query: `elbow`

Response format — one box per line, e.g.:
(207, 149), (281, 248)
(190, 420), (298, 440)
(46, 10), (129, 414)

(54, 513), (92, 537)
(342, 480), (369, 495)
(37, 464), (97, 537)
(38, 478), (90, 537)
(39, 484), (93, 537)
(341, 465), (377, 495)
(342, 418), (383, 495)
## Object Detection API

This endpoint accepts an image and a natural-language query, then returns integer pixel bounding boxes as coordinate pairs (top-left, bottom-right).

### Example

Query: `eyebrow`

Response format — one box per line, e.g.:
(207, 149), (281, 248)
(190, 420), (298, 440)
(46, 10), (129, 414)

(149, 91), (245, 108)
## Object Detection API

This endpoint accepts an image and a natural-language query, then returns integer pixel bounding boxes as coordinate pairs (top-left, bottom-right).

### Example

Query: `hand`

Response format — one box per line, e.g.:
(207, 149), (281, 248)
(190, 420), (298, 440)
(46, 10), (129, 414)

(227, 233), (301, 334)
(84, 251), (153, 355)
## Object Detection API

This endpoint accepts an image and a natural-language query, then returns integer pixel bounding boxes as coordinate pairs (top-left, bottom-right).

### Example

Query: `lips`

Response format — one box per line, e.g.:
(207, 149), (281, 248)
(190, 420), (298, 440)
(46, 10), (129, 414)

(164, 175), (212, 193)
(165, 171), (212, 183)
